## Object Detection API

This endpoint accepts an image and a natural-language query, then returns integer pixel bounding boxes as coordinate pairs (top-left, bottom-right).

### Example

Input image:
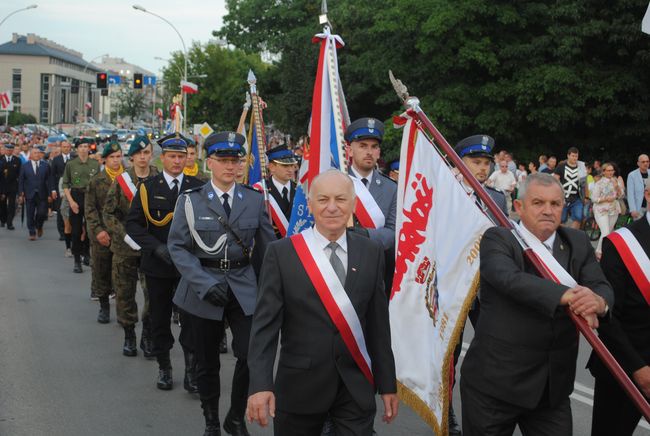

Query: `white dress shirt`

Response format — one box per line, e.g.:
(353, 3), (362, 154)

(210, 181), (236, 210)
(521, 222), (557, 254)
(62, 154), (70, 163)
(163, 171), (184, 191)
(350, 166), (373, 186)
(311, 226), (348, 274)
(272, 177), (291, 201)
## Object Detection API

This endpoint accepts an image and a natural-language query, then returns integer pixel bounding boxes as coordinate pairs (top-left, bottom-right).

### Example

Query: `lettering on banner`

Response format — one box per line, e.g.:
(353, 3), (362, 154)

(392, 173), (434, 295)
(466, 235), (483, 266)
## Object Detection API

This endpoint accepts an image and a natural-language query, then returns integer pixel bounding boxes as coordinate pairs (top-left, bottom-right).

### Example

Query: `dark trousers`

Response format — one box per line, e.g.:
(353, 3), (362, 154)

(591, 369), (642, 436)
(26, 193), (48, 236)
(69, 190), (89, 257)
(274, 377), (375, 436)
(0, 192), (16, 225)
(460, 379), (572, 436)
(54, 196), (64, 237)
(189, 290), (251, 417)
(145, 276), (191, 356)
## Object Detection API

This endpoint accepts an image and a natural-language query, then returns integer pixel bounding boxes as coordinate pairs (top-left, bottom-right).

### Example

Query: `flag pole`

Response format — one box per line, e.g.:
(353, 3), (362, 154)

(238, 92), (251, 184)
(389, 71), (650, 421)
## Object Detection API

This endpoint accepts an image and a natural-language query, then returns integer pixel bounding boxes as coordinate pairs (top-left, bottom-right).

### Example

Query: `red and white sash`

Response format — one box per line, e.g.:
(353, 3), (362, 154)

(607, 228), (650, 306)
(350, 176), (385, 229)
(268, 195), (289, 237)
(290, 229), (374, 386)
(116, 172), (137, 203)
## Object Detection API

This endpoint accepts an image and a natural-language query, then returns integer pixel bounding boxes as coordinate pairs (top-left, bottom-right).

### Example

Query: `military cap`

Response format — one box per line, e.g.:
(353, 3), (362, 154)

(266, 144), (297, 165)
(157, 132), (190, 153)
(204, 131), (245, 157)
(454, 134), (495, 160)
(4, 143), (15, 149)
(101, 141), (122, 158)
(388, 159), (400, 172)
(345, 117), (385, 143)
(31, 144), (47, 153)
(128, 135), (151, 156)
(75, 137), (96, 147)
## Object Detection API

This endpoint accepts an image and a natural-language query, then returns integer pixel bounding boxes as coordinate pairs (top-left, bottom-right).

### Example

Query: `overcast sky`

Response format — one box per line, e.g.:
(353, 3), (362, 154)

(1, 0), (228, 74)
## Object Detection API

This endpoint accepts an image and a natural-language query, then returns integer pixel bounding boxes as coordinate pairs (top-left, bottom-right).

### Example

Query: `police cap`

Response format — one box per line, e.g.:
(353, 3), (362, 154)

(345, 117), (384, 143)
(204, 131), (245, 158)
(157, 132), (190, 153)
(266, 144), (297, 165)
(454, 135), (495, 160)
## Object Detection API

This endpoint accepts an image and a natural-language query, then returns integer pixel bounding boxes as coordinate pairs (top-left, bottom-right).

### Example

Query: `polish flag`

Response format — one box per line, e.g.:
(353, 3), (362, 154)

(181, 80), (198, 94)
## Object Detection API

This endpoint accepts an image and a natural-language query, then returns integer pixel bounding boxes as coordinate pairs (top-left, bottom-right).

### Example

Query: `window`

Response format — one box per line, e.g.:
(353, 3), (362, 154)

(11, 69), (21, 112)
(40, 74), (50, 123)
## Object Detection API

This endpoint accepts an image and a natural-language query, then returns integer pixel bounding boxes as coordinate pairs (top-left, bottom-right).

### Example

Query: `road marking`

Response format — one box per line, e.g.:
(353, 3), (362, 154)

(461, 343), (650, 431)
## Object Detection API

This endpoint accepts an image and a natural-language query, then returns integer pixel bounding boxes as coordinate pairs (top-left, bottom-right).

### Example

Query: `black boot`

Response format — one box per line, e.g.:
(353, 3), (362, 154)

(157, 354), (173, 390)
(223, 409), (250, 436)
(122, 327), (137, 357)
(97, 297), (110, 324)
(219, 335), (228, 354)
(140, 317), (154, 359)
(82, 255), (90, 266)
(183, 351), (199, 394)
(202, 400), (221, 436)
(448, 404), (462, 436)
(73, 256), (83, 273)
(223, 359), (250, 436)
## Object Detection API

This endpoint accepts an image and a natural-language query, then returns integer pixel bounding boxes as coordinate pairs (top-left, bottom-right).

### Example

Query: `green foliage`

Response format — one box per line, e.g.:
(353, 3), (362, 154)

(217, 0), (650, 167)
(8, 111), (36, 126)
(114, 88), (147, 122)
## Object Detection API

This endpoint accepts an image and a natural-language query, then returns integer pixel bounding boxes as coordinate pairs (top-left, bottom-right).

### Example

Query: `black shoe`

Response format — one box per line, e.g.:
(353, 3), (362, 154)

(203, 402), (221, 436)
(73, 260), (83, 273)
(97, 299), (110, 324)
(82, 255), (90, 266)
(6, 224), (14, 230)
(157, 367), (173, 390)
(448, 405), (462, 436)
(223, 410), (250, 436)
(123, 328), (137, 357)
(219, 335), (228, 354)
(183, 352), (199, 394)
(139, 330), (154, 359)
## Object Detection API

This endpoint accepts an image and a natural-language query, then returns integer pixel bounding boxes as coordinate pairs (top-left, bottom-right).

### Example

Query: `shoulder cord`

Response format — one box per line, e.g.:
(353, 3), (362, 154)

(140, 183), (174, 227)
(184, 194), (228, 256)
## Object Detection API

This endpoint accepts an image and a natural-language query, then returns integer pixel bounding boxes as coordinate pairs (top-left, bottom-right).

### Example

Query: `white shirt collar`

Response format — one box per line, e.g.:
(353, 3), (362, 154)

(521, 222), (557, 252)
(210, 180), (236, 201)
(350, 166), (373, 186)
(271, 177), (291, 196)
(163, 171), (184, 190)
(311, 226), (347, 253)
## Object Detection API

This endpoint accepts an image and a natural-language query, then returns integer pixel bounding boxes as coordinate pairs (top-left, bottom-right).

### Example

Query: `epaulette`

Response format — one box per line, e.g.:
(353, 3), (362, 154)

(182, 186), (203, 194)
(377, 171), (397, 184)
(240, 184), (263, 194)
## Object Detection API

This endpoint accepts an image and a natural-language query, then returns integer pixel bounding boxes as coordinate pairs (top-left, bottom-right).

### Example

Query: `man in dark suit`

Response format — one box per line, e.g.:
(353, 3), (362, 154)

(0, 143), (21, 230)
(50, 140), (73, 241)
(265, 144), (297, 238)
(247, 169), (399, 436)
(587, 179), (650, 436)
(460, 173), (613, 436)
(18, 145), (54, 240)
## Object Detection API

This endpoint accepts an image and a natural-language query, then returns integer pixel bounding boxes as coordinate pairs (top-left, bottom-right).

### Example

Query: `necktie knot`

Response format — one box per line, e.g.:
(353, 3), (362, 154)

(222, 193), (231, 217)
(327, 241), (339, 252)
(327, 241), (346, 285)
(281, 186), (289, 202)
(361, 178), (369, 187)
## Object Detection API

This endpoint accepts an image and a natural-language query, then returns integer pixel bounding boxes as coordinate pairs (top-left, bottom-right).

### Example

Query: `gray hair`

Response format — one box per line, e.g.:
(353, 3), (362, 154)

(517, 172), (564, 201)
(308, 169), (356, 200)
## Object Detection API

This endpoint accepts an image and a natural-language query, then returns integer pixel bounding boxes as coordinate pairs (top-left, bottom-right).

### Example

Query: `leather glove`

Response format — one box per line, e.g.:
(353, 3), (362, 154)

(205, 283), (229, 307)
(347, 226), (369, 238)
(153, 244), (173, 265)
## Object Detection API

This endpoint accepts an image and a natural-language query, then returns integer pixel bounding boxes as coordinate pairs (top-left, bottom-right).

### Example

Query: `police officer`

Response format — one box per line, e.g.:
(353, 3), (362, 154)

(125, 133), (204, 392)
(62, 138), (100, 273)
(0, 143), (21, 230)
(345, 117), (397, 293)
(85, 141), (121, 311)
(265, 144), (297, 238)
(167, 131), (275, 436)
(103, 136), (158, 356)
(387, 159), (399, 182)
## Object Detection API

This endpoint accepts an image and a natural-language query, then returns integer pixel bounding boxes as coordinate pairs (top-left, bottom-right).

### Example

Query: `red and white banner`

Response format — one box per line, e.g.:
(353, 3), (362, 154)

(350, 176), (385, 229)
(116, 172), (137, 203)
(607, 227), (650, 305)
(0, 90), (13, 111)
(181, 80), (198, 94)
(269, 195), (289, 237)
(389, 114), (492, 433)
(291, 228), (374, 385)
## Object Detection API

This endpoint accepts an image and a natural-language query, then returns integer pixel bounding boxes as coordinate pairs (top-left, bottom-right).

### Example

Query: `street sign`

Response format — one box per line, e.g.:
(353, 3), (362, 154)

(143, 76), (157, 86)
(108, 75), (121, 85)
(0, 90), (14, 111)
(198, 122), (213, 138)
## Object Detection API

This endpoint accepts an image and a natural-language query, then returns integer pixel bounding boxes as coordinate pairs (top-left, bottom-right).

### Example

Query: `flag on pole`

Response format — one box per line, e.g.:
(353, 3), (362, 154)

(389, 113), (492, 434)
(181, 80), (198, 94)
(247, 110), (264, 191)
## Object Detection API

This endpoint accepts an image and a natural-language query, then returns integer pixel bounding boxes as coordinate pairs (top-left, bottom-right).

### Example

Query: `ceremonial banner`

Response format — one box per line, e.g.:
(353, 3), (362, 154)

(181, 80), (198, 94)
(389, 114), (492, 434)
(247, 110), (264, 188)
(287, 152), (314, 235)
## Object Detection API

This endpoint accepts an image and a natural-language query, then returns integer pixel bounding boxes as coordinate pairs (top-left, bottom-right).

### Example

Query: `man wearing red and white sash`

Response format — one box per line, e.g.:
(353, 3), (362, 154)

(247, 170), (398, 435)
(345, 117), (397, 295)
(588, 179), (650, 436)
(265, 144), (297, 238)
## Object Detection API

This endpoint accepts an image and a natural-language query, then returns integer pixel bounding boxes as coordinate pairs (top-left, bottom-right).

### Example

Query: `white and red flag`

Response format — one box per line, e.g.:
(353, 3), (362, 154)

(180, 80), (198, 94)
(389, 113), (492, 433)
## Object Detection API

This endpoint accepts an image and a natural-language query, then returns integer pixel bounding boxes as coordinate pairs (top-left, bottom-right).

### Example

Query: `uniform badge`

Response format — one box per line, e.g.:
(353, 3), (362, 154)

(139, 140), (146, 149)
(375, 178), (380, 185)
(481, 136), (489, 145)
(368, 118), (375, 133)
(237, 191), (243, 200)
(208, 191), (214, 200)
(228, 132), (236, 148)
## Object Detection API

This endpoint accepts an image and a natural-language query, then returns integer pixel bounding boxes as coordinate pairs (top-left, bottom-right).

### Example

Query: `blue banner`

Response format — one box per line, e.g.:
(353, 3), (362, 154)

(287, 184), (313, 236)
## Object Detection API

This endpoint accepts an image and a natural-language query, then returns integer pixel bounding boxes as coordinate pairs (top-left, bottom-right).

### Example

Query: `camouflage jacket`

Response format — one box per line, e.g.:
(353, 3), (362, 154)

(85, 169), (114, 242)
(103, 165), (158, 257)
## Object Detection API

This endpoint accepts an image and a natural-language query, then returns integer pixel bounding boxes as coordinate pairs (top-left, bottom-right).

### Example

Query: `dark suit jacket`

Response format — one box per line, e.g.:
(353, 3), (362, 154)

(50, 154), (73, 194)
(248, 230), (397, 414)
(0, 156), (22, 194)
(18, 160), (53, 200)
(125, 173), (204, 278)
(461, 226), (613, 409)
(588, 217), (650, 378)
(266, 177), (295, 220)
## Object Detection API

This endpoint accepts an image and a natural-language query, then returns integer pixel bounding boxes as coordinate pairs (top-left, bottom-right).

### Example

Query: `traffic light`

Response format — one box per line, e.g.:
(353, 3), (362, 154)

(96, 72), (107, 89)
(101, 89), (108, 96)
(134, 73), (143, 89)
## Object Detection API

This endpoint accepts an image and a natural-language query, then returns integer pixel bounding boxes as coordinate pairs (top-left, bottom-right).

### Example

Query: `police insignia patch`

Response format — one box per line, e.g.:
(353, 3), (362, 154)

(228, 132), (236, 147)
(368, 118), (375, 133)
(208, 191), (214, 200)
(237, 191), (243, 200)
(481, 136), (489, 145)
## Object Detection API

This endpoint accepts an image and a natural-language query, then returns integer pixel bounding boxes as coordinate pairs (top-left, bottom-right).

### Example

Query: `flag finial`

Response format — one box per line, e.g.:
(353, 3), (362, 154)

(319, 0), (329, 26)
(247, 69), (256, 85)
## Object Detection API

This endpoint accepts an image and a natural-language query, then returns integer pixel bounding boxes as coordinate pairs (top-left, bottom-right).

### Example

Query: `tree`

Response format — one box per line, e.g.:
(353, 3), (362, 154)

(114, 88), (147, 122)
(8, 111), (36, 126)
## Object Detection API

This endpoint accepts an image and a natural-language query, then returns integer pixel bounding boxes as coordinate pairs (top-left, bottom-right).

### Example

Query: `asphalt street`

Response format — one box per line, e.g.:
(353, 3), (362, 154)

(0, 218), (648, 435)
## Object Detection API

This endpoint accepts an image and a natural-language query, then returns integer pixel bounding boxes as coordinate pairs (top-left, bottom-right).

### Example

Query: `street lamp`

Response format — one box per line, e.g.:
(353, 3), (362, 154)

(154, 56), (184, 79)
(0, 4), (37, 28)
(133, 4), (188, 133)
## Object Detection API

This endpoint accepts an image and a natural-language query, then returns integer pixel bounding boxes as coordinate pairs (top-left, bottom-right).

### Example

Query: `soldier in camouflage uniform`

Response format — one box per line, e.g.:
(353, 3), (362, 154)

(85, 141), (123, 323)
(103, 136), (158, 357)
(183, 142), (210, 182)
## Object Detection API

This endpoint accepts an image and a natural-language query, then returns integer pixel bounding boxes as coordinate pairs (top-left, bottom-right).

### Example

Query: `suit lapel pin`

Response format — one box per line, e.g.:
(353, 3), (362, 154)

(375, 179), (380, 185)
(351, 267), (357, 272)
(237, 191), (243, 200)
(560, 243), (565, 250)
